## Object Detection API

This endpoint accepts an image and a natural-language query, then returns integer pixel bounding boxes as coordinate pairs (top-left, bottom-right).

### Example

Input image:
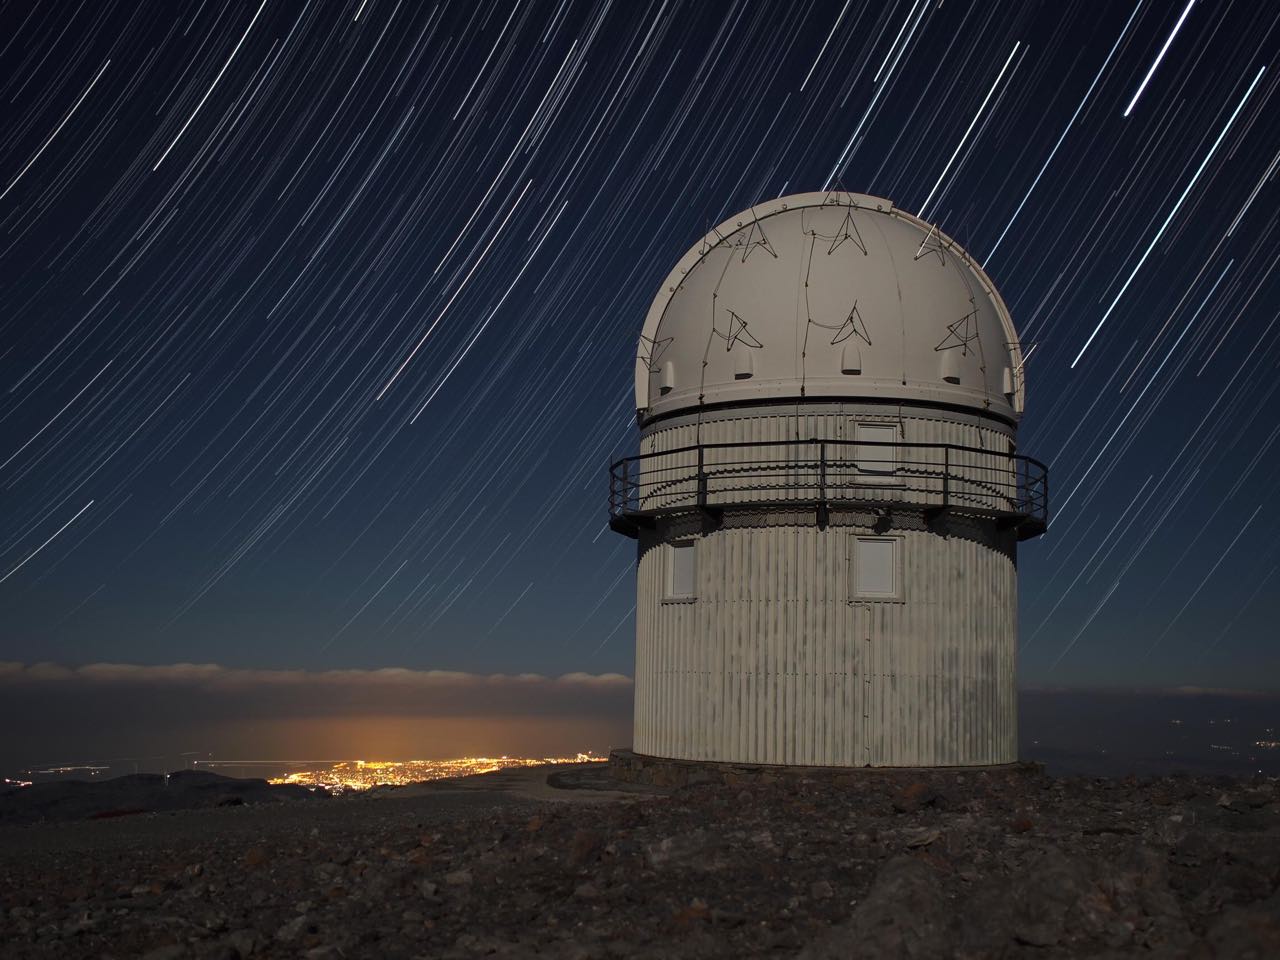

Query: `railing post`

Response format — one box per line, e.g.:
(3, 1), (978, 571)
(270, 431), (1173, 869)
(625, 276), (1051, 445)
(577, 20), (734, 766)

(816, 439), (829, 528)
(942, 445), (950, 508)
(696, 444), (707, 508)
(818, 440), (827, 502)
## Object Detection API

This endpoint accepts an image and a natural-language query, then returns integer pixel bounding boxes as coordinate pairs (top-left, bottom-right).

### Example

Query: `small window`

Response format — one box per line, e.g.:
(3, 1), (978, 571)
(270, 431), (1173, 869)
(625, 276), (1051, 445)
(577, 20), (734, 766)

(665, 541), (697, 600)
(854, 423), (897, 475)
(851, 536), (901, 600)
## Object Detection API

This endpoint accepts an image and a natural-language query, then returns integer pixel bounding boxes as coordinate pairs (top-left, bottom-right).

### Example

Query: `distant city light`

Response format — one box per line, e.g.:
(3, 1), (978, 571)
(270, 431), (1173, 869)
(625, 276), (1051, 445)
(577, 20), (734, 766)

(266, 753), (604, 793)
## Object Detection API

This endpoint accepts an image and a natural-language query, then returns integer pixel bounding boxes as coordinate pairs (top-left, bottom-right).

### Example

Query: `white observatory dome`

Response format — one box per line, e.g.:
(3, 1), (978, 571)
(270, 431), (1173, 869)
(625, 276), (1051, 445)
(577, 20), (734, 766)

(611, 189), (1049, 772)
(636, 192), (1025, 424)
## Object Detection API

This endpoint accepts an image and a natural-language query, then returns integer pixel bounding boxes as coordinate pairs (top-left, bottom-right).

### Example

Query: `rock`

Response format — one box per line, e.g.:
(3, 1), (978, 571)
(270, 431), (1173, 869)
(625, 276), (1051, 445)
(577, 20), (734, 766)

(226, 926), (258, 957)
(800, 856), (950, 959)
(242, 846), (268, 868)
(444, 869), (473, 886)
(202, 913), (228, 933)
(904, 828), (941, 848)
(956, 882), (1018, 958)
(751, 830), (780, 854)
(1009, 847), (1093, 947)
(313, 862), (340, 881)
(141, 946), (187, 960)
(670, 898), (709, 929)
(1092, 845), (1190, 950)
(892, 782), (944, 814)
(276, 914), (315, 941)
(644, 829), (710, 869)
(810, 879), (834, 899)
(568, 828), (603, 867)
(1207, 889), (1280, 958)
(891, 782), (927, 813)
(573, 882), (601, 900)
(63, 910), (97, 935)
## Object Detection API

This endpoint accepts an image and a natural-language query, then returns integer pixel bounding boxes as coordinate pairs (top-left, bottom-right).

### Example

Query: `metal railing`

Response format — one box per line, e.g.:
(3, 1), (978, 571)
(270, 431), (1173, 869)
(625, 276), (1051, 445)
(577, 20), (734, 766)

(608, 438), (1048, 538)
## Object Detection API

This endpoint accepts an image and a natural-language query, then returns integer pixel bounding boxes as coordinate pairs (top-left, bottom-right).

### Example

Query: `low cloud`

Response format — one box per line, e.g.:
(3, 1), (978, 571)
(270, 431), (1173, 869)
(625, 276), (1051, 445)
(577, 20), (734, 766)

(0, 661), (633, 771)
(0, 660), (629, 697)
(1020, 684), (1273, 699)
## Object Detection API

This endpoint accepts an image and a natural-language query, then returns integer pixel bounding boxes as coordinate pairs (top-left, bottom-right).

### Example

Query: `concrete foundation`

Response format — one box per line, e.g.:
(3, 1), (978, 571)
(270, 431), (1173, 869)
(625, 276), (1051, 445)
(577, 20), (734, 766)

(608, 747), (1042, 789)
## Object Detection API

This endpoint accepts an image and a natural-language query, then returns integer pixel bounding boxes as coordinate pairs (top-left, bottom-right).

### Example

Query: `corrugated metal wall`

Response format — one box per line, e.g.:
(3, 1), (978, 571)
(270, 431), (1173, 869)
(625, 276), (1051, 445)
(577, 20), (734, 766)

(640, 402), (1013, 453)
(631, 406), (1019, 767)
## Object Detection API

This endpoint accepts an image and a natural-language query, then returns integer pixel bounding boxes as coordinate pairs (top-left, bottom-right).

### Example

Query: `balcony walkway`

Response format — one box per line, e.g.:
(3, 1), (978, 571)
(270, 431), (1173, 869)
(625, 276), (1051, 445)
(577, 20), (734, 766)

(609, 438), (1048, 541)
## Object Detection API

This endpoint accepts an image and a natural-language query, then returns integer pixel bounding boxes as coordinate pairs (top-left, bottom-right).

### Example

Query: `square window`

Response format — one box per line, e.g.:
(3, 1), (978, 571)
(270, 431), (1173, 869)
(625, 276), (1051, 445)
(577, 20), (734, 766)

(854, 423), (897, 475)
(851, 536), (900, 600)
(665, 541), (697, 600)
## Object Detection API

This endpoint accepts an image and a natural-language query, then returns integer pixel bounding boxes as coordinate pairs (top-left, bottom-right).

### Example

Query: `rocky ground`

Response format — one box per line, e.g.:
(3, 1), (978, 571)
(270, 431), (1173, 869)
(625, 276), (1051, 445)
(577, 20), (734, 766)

(1, 764), (1277, 959)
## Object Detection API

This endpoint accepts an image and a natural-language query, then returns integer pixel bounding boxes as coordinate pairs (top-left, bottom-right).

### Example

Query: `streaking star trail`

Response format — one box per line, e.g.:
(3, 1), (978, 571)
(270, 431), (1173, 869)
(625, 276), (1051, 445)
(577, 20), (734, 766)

(1, 0), (1278, 694)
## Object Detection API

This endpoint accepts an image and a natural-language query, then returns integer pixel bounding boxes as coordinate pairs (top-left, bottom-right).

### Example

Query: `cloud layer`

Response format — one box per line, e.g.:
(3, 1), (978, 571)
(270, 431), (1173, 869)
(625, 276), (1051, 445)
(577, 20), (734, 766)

(0, 661), (633, 770)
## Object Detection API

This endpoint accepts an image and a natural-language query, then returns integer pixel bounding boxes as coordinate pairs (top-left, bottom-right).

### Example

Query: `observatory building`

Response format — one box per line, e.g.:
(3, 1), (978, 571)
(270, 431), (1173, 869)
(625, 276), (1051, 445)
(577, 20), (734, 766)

(608, 192), (1048, 768)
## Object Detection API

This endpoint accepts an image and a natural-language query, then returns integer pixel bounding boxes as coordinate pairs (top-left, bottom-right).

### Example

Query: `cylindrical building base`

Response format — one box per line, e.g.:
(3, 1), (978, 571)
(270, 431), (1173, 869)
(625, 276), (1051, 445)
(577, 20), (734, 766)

(634, 509), (1018, 767)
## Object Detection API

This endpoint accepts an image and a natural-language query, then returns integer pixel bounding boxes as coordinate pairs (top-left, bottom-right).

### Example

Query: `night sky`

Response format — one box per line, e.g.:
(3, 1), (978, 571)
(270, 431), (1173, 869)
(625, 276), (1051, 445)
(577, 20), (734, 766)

(3, 0), (1279, 707)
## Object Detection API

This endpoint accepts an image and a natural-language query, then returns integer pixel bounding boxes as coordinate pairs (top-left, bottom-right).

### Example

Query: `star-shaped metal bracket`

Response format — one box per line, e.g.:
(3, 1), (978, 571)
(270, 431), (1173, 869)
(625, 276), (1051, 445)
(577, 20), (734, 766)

(715, 310), (763, 351)
(935, 310), (980, 355)
(914, 222), (948, 265)
(737, 216), (777, 262)
(821, 179), (856, 207)
(827, 207), (868, 256)
(830, 301), (871, 346)
(699, 223), (729, 256)
(637, 333), (674, 371)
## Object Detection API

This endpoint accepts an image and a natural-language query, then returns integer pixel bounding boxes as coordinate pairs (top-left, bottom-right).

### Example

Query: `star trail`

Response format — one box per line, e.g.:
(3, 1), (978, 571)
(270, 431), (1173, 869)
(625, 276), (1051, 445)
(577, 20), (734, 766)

(2, 0), (1279, 693)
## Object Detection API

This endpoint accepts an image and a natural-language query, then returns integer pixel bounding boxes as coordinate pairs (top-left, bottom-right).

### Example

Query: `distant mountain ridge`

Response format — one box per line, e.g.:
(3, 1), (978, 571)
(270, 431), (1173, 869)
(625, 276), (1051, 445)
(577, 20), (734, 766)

(0, 769), (322, 825)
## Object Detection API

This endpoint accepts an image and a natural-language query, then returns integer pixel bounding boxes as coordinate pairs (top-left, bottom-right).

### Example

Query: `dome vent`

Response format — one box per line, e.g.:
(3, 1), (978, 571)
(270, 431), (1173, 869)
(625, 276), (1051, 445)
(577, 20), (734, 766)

(940, 348), (962, 384)
(841, 343), (862, 376)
